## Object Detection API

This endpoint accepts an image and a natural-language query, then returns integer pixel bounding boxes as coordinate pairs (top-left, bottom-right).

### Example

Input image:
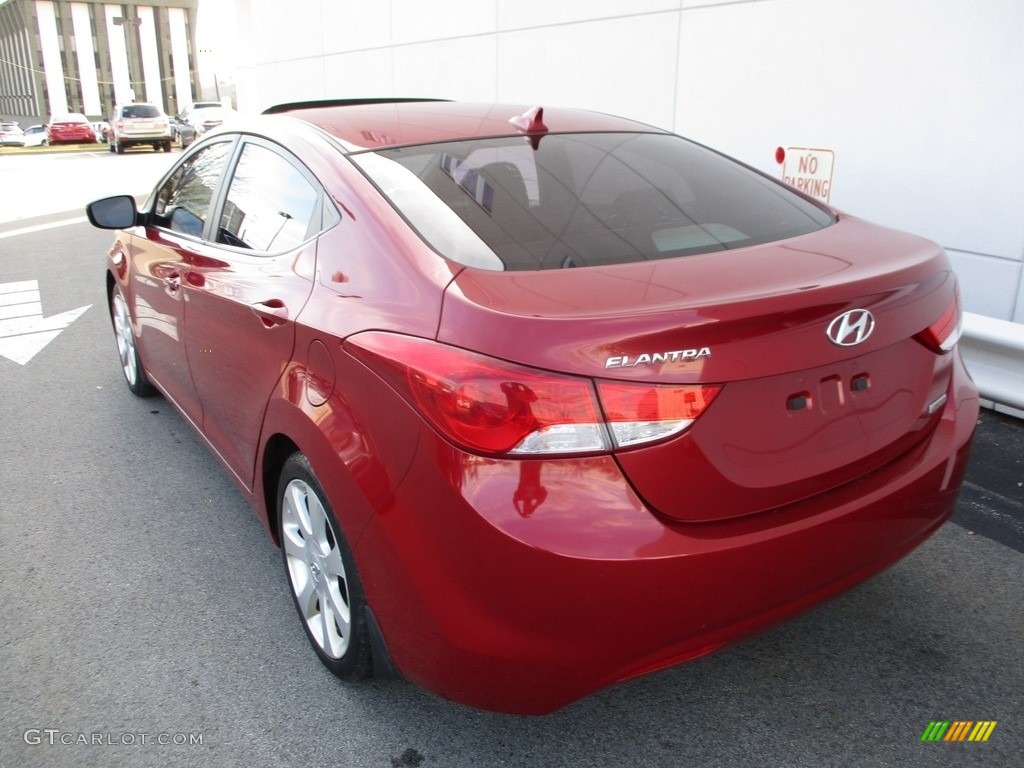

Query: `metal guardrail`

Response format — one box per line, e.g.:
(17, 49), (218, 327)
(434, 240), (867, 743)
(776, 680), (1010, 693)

(959, 312), (1024, 412)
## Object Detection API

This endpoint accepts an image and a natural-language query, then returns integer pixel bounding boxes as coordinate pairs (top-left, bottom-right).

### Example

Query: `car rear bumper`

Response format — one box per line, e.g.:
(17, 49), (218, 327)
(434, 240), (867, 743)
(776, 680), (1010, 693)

(354, 353), (979, 714)
(116, 132), (170, 142)
(49, 134), (93, 143)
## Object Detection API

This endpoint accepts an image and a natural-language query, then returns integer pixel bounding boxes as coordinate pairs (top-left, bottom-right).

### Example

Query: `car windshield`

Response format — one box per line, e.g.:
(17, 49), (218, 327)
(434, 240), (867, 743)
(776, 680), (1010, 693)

(52, 114), (89, 124)
(122, 105), (161, 119)
(353, 132), (834, 271)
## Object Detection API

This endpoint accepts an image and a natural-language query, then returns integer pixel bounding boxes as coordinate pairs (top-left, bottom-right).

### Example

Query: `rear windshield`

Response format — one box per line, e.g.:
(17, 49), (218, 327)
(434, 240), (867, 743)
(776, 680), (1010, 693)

(122, 105), (161, 119)
(353, 132), (834, 271)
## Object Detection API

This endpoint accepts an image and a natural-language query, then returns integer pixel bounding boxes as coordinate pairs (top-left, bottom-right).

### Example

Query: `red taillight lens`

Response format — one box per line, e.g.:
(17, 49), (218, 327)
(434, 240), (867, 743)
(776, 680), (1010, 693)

(345, 333), (720, 456)
(346, 333), (609, 455)
(915, 295), (962, 353)
(597, 381), (721, 447)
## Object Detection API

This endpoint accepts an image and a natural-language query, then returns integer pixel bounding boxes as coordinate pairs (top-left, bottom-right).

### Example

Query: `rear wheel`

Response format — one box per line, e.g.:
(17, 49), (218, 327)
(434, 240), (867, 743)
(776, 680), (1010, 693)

(279, 453), (372, 680)
(110, 285), (154, 397)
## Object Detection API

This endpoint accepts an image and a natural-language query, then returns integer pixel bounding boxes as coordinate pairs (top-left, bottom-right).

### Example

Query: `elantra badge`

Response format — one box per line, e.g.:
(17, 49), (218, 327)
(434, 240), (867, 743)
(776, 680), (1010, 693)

(605, 347), (711, 369)
(827, 309), (875, 347)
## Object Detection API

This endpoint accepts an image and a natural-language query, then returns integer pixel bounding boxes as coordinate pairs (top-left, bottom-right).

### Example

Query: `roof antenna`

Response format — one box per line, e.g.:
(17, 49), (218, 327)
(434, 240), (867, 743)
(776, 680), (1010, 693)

(509, 106), (548, 149)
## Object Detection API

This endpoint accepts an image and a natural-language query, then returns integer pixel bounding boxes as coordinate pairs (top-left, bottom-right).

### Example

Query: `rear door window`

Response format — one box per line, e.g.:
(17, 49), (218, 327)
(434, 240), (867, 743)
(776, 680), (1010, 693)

(216, 142), (322, 252)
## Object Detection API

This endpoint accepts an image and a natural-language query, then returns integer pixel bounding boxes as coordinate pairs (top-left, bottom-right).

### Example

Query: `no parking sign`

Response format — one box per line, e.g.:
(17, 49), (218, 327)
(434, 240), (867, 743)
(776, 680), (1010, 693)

(776, 147), (835, 203)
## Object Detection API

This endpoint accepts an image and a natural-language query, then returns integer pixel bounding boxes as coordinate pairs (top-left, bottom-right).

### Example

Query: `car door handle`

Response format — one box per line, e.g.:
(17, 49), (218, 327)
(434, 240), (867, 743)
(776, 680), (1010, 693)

(251, 299), (289, 327)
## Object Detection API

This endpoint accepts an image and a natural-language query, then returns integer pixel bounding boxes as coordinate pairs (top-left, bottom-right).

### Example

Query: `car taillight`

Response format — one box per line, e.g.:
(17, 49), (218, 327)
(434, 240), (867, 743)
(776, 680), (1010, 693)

(345, 333), (720, 456)
(597, 380), (721, 447)
(915, 294), (962, 353)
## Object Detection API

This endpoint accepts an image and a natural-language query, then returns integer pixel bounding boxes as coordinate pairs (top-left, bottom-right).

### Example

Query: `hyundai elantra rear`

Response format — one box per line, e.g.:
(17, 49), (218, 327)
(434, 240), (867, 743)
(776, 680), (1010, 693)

(90, 101), (978, 715)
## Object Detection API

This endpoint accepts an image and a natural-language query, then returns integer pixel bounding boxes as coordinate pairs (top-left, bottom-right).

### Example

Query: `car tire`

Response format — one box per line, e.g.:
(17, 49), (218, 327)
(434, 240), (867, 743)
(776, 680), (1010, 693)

(278, 452), (373, 681)
(162, 140), (172, 152)
(110, 285), (155, 397)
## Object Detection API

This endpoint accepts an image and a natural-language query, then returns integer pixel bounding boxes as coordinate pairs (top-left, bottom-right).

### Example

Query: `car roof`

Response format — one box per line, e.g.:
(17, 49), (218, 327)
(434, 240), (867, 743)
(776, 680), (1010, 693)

(262, 100), (667, 152)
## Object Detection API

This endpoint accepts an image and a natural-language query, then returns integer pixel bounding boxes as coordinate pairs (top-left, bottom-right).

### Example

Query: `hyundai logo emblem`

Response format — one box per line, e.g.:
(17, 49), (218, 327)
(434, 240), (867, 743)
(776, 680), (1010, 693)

(827, 309), (875, 347)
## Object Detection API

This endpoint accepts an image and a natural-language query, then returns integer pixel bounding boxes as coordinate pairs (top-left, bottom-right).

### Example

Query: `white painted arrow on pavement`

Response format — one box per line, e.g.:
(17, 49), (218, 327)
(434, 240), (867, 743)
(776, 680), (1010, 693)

(0, 280), (91, 365)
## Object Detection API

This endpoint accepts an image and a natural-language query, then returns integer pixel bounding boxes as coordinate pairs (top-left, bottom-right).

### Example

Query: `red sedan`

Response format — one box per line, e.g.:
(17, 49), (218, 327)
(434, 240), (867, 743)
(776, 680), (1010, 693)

(86, 100), (978, 714)
(46, 113), (96, 144)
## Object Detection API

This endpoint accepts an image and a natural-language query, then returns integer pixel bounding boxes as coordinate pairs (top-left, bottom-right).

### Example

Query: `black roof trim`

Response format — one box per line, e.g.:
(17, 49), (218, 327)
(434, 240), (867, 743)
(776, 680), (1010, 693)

(262, 98), (451, 115)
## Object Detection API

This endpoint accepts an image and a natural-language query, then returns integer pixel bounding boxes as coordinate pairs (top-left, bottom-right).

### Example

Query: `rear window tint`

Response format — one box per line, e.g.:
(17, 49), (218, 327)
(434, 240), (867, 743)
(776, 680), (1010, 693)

(353, 133), (834, 271)
(122, 105), (161, 119)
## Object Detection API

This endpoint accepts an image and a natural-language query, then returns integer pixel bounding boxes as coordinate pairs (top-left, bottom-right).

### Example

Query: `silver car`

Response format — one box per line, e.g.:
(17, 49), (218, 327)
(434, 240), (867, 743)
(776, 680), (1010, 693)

(108, 103), (172, 154)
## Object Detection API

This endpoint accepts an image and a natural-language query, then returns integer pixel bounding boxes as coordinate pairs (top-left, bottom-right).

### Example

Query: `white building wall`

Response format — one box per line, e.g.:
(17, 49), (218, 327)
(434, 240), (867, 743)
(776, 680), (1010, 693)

(235, 0), (1024, 325)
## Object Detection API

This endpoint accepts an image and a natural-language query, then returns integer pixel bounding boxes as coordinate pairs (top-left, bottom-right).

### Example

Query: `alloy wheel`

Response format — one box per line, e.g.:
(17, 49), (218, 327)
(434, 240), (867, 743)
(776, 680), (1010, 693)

(281, 477), (352, 659)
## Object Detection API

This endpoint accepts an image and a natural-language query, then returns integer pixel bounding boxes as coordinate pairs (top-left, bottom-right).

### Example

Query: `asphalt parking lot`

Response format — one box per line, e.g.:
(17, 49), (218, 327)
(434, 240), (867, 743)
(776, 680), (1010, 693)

(954, 408), (1024, 553)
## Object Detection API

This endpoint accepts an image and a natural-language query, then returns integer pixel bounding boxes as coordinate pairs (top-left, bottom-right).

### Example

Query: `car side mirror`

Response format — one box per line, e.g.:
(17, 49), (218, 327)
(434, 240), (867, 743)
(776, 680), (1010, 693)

(86, 195), (138, 229)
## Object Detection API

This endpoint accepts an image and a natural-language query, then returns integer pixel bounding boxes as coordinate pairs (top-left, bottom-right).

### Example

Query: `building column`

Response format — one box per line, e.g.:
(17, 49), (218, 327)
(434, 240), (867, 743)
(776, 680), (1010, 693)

(137, 5), (163, 108)
(34, 0), (68, 115)
(168, 6), (192, 109)
(71, 2), (102, 116)
(103, 4), (132, 104)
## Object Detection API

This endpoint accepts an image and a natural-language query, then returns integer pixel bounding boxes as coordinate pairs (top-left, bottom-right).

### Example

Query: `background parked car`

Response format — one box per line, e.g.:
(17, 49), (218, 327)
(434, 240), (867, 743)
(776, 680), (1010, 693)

(191, 106), (236, 138)
(108, 103), (172, 154)
(0, 122), (25, 146)
(46, 113), (96, 144)
(21, 125), (47, 147)
(175, 102), (236, 144)
(170, 115), (196, 148)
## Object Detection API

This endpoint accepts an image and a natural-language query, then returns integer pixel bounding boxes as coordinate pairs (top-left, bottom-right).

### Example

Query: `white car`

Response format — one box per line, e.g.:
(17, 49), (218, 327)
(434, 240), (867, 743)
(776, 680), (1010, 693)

(178, 103), (237, 140)
(0, 123), (25, 147)
(22, 124), (47, 147)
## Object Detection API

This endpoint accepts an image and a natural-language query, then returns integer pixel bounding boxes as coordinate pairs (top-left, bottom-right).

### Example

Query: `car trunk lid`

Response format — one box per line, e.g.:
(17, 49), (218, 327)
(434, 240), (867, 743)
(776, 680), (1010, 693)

(437, 215), (959, 522)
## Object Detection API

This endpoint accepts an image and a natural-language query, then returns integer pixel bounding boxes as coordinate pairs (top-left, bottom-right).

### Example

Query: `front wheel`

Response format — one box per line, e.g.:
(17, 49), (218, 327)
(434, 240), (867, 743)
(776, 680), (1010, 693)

(279, 453), (372, 680)
(110, 285), (154, 397)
